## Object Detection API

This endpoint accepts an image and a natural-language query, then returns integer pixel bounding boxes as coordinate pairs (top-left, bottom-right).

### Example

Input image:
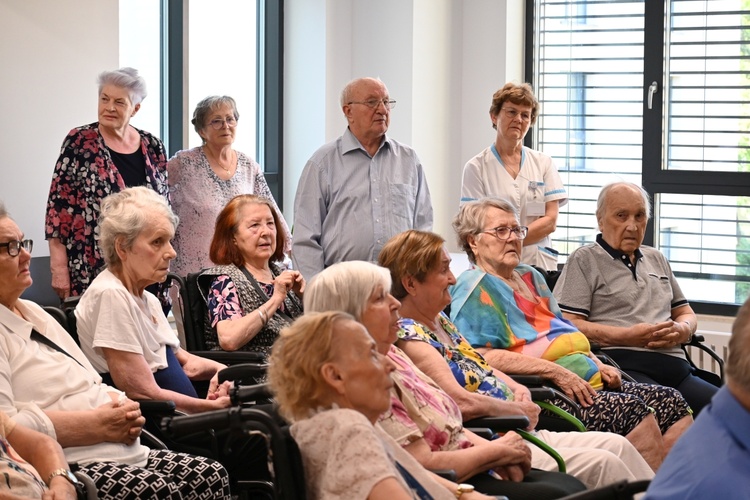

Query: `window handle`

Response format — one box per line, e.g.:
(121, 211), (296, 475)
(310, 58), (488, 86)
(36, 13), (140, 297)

(647, 81), (659, 110)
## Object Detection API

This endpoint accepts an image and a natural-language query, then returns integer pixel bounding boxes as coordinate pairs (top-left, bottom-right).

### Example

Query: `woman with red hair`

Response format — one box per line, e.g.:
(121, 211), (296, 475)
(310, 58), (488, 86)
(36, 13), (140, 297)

(200, 195), (304, 358)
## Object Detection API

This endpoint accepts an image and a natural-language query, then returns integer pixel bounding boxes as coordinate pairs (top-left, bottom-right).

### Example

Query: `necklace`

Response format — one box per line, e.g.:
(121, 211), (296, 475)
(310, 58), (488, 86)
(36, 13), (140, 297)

(205, 147), (235, 175)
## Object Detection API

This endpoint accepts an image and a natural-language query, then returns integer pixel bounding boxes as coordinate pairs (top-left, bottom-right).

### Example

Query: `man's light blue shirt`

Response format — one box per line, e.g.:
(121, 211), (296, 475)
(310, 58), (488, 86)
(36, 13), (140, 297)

(292, 128), (433, 279)
(644, 385), (750, 499)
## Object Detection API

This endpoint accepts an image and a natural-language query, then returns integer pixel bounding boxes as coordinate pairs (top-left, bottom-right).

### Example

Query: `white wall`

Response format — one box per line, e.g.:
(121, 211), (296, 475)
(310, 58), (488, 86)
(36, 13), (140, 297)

(0, 0), (119, 256)
(283, 0), (525, 249)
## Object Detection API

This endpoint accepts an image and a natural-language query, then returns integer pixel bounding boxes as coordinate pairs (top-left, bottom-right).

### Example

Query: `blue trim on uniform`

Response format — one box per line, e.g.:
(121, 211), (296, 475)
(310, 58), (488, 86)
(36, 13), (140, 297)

(490, 143), (526, 170)
(461, 196), (478, 202)
(545, 188), (566, 196)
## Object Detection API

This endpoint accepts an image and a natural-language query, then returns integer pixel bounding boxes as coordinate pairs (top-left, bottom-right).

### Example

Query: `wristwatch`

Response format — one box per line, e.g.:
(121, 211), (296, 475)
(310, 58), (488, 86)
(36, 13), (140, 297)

(455, 483), (475, 498)
(48, 468), (81, 488)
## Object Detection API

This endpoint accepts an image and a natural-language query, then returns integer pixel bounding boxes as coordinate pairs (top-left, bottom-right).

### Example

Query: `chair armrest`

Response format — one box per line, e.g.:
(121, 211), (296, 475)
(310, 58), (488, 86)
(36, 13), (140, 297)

(218, 363), (269, 383)
(528, 387), (555, 401)
(230, 383), (273, 405)
(133, 399), (177, 415)
(509, 374), (547, 386)
(429, 469), (457, 482)
(192, 350), (266, 365)
(463, 415), (531, 432)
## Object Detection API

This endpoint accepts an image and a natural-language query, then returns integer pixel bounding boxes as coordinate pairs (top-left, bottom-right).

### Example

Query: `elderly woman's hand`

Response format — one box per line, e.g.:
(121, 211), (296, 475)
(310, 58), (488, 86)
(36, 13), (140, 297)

(207, 372), (233, 400)
(488, 431), (532, 480)
(598, 363), (622, 390)
(272, 270), (305, 299)
(549, 366), (597, 407)
(96, 398), (144, 445)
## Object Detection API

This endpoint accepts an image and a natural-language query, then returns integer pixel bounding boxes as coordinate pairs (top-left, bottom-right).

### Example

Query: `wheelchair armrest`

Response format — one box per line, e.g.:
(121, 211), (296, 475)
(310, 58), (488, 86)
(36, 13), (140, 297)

(464, 415), (531, 432)
(133, 399), (177, 415)
(218, 363), (269, 383)
(429, 469), (457, 482)
(230, 383), (273, 405)
(509, 374), (547, 386)
(192, 350), (266, 365)
(467, 427), (494, 439)
(528, 387), (555, 401)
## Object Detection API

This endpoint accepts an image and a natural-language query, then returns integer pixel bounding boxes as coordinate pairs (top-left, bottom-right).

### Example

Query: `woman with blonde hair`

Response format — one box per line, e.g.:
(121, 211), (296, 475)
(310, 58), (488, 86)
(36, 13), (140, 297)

(267, 311), (486, 499)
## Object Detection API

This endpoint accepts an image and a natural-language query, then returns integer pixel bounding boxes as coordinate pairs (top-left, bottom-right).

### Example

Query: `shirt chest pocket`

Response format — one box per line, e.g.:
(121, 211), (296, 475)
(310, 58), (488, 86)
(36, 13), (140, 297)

(389, 183), (416, 221)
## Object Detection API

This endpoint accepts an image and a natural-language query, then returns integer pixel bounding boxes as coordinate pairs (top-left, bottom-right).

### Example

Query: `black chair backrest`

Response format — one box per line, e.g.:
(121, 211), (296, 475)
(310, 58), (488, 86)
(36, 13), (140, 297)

(184, 272), (208, 351)
(43, 296), (81, 345)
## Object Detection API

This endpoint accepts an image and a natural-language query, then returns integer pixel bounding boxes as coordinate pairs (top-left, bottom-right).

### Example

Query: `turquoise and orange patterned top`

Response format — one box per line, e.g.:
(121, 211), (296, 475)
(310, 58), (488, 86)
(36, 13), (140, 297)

(450, 265), (602, 390)
(397, 314), (515, 401)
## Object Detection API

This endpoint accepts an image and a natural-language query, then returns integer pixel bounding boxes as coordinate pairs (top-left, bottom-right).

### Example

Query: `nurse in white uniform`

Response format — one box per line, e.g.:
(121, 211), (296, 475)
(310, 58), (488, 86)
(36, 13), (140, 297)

(461, 82), (567, 271)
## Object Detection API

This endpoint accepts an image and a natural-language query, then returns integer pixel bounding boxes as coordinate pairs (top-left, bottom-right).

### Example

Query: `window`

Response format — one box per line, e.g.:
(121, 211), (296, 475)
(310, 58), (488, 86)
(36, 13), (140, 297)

(119, 0), (162, 136)
(186, 0), (257, 155)
(528, 0), (750, 313)
(119, 0), (284, 206)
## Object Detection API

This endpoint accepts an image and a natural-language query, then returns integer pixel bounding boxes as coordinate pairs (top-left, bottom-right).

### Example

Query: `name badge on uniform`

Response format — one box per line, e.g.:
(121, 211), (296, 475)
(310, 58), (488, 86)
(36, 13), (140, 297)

(527, 181), (545, 216)
(527, 201), (546, 216)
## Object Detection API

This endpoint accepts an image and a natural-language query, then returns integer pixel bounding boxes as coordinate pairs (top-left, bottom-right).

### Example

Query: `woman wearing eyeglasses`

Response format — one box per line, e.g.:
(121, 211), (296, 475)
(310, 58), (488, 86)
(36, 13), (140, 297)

(167, 96), (290, 336)
(448, 199), (693, 471)
(460, 82), (566, 271)
(168, 97), (290, 273)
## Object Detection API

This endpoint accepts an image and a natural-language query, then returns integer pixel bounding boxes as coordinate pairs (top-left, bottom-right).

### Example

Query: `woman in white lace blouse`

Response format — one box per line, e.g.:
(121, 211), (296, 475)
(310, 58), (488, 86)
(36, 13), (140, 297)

(267, 311), (494, 500)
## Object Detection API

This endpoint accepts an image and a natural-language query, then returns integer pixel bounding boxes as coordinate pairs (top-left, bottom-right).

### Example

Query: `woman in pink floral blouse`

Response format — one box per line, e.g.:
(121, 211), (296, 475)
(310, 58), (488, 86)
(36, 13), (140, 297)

(45, 67), (169, 300)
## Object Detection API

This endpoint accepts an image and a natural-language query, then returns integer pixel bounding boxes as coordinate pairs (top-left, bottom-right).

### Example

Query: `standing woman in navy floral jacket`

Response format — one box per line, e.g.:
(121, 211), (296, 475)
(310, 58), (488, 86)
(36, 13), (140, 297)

(45, 67), (169, 300)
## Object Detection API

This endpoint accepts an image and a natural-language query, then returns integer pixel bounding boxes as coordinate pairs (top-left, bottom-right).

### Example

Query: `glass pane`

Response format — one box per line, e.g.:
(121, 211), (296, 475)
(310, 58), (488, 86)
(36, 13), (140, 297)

(188, 0), (257, 160)
(119, 0), (162, 137)
(657, 193), (750, 305)
(534, 0), (645, 260)
(665, 1), (750, 173)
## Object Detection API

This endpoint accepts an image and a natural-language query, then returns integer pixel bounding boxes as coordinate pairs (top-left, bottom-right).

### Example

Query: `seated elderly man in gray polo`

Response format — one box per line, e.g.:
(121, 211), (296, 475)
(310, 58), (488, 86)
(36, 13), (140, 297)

(553, 182), (718, 415)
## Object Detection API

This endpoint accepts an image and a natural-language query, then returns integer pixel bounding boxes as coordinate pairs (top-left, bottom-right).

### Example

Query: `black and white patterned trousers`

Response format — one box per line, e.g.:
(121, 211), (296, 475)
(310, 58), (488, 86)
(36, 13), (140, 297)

(552, 380), (692, 435)
(76, 449), (231, 499)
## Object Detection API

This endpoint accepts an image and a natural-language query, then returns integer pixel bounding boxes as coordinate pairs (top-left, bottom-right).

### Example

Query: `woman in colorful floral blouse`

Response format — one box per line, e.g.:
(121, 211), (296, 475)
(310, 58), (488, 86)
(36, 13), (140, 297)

(45, 67), (169, 300)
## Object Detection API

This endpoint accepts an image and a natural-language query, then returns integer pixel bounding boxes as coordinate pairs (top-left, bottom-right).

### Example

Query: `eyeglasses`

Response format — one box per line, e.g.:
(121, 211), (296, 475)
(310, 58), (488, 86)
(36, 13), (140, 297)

(0, 239), (33, 257)
(482, 226), (528, 240)
(501, 107), (532, 123)
(347, 99), (397, 110)
(208, 117), (238, 130)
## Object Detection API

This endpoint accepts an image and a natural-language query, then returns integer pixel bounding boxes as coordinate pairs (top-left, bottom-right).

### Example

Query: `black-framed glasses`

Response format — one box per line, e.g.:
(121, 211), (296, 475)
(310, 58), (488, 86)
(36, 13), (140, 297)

(482, 226), (528, 240)
(347, 99), (397, 110)
(208, 117), (238, 129)
(0, 239), (33, 257)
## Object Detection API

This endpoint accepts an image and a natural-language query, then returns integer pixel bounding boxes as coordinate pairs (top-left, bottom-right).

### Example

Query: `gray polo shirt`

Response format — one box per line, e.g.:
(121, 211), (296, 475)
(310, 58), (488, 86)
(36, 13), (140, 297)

(553, 234), (689, 358)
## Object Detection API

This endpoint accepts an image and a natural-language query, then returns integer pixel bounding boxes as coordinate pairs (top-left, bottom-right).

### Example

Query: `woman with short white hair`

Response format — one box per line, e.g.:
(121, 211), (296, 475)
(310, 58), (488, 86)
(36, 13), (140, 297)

(76, 187), (232, 414)
(46, 67), (169, 304)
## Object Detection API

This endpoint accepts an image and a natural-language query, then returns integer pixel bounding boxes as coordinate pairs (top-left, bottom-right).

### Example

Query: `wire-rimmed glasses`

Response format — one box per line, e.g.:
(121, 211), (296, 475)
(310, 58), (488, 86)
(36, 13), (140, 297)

(208, 117), (238, 129)
(347, 99), (397, 110)
(482, 226), (528, 240)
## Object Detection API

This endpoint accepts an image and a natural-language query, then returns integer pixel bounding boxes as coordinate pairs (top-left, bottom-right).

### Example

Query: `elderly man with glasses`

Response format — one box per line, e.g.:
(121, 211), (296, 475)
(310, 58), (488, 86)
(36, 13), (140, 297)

(292, 77), (433, 280)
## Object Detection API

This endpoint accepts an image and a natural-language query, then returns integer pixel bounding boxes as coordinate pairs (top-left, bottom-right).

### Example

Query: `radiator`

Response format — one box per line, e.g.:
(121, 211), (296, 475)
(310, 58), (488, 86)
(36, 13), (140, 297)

(685, 331), (730, 377)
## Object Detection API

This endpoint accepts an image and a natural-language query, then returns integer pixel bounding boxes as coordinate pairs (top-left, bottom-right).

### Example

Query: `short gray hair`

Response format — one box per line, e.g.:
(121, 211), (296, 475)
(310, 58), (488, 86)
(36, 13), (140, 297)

(304, 261), (392, 321)
(191, 96), (240, 140)
(453, 198), (519, 264)
(728, 295), (750, 390)
(98, 186), (178, 268)
(340, 77), (384, 107)
(97, 67), (148, 106)
(596, 182), (652, 222)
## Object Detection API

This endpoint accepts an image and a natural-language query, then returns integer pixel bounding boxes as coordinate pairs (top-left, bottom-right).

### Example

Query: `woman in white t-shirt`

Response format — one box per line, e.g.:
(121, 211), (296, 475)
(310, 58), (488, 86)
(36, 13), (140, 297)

(461, 83), (567, 271)
(76, 186), (232, 415)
